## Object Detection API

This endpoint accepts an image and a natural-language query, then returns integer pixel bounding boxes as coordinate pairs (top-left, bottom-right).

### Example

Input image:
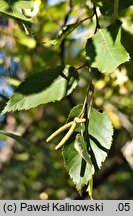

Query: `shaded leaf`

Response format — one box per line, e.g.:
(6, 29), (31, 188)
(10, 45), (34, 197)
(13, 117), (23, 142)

(2, 66), (79, 113)
(86, 26), (130, 73)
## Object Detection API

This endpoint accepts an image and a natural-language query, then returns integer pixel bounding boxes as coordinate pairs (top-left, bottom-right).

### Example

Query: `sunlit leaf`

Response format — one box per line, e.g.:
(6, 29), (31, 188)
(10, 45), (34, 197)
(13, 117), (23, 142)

(86, 25), (130, 73)
(89, 108), (113, 168)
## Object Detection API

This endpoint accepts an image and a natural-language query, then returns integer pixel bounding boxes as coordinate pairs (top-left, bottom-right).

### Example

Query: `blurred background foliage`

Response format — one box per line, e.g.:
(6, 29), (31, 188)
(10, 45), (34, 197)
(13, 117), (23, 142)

(0, 0), (133, 199)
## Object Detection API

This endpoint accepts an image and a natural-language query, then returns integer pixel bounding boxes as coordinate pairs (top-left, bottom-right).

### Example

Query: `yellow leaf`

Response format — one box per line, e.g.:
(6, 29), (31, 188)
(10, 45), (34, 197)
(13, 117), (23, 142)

(107, 111), (121, 129)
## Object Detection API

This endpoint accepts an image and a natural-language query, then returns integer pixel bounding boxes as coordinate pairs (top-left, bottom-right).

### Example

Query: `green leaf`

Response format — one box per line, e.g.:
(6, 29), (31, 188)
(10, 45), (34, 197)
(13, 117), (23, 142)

(89, 108), (113, 168)
(0, 0), (34, 22)
(0, 130), (31, 150)
(63, 134), (94, 190)
(86, 25), (130, 73)
(63, 105), (113, 190)
(14, 30), (36, 49)
(2, 66), (79, 113)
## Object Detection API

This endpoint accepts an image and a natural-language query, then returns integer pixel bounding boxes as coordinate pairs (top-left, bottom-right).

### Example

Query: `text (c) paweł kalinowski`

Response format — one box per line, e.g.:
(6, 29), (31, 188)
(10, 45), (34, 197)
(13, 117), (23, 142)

(20, 202), (103, 212)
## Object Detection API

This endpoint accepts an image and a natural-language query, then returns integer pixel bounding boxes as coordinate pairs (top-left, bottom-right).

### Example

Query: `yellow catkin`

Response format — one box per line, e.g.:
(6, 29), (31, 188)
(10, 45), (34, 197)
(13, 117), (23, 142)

(46, 121), (73, 142)
(55, 122), (76, 150)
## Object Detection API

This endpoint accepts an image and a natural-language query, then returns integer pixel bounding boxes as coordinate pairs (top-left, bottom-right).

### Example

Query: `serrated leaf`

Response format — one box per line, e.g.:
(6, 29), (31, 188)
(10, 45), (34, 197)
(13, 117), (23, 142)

(63, 105), (113, 190)
(0, 130), (31, 150)
(0, 0), (34, 22)
(89, 108), (113, 168)
(86, 25), (130, 73)
(2, 66), (79, 113)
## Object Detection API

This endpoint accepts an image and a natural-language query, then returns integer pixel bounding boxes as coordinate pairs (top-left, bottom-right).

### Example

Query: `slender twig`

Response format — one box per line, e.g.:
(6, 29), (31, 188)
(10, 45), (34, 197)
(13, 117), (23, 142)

(76, 63), (87, 70)
(80, 15), (95, 24)
(113, 0), (119, 21)
(60, 40), (65, 65)
(78, 79), (94, 119)
(78, 88), (89, 118)
(80, 81), (94, 120)
(0, 94), (8, 103)
(79, 67), (94, 179)
(80, 81), (94, 178)
(63, 0), (73, 26)
(93, 2), (100, 34)
(60, 0), (73, 65)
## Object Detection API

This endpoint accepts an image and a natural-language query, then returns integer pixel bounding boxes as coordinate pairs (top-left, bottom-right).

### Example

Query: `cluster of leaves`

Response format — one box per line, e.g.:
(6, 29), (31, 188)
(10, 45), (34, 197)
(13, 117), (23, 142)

(0, 0), (132, 199)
